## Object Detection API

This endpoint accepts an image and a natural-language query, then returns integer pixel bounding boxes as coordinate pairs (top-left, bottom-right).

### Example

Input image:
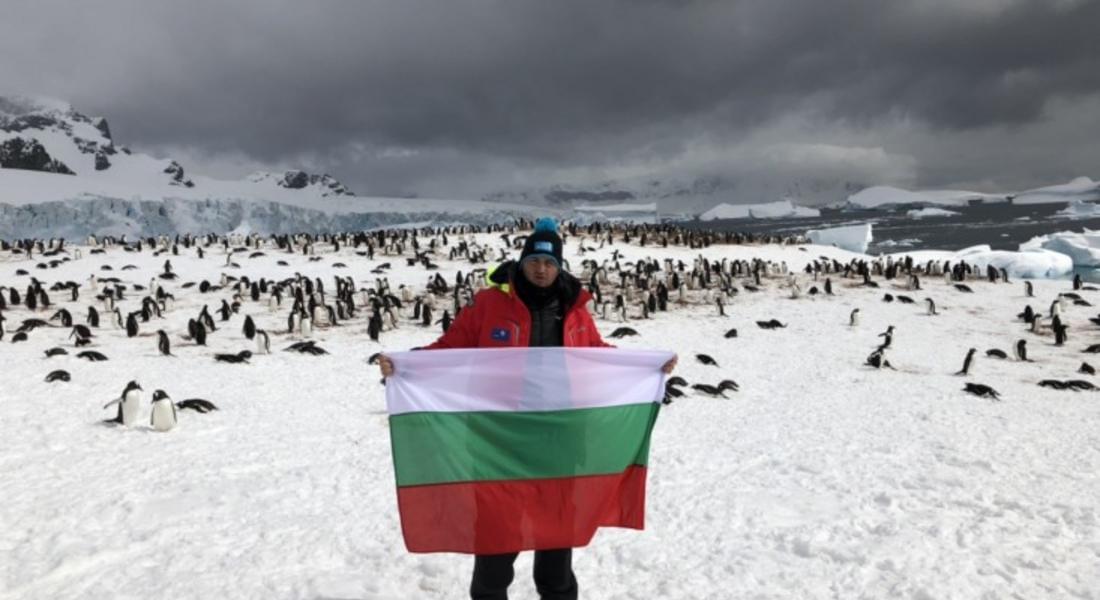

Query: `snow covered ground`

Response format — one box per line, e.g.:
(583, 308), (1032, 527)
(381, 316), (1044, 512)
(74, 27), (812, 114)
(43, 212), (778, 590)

(2, 230), (1099, 599)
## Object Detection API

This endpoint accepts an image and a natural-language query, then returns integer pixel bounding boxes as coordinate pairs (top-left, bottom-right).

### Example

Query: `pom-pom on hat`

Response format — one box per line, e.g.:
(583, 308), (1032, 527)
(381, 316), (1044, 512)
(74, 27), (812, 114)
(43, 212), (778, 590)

(520, 217), (563, 267)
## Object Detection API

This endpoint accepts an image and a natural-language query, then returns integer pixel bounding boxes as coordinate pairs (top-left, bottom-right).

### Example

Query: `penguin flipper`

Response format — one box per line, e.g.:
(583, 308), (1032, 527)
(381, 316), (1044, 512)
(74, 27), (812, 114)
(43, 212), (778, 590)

(102, 398), (121, 409)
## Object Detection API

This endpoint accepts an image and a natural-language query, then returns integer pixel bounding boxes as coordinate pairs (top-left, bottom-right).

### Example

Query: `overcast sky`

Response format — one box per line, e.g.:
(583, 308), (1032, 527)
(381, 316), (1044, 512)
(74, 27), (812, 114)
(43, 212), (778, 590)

(2, 0), (1097, 199)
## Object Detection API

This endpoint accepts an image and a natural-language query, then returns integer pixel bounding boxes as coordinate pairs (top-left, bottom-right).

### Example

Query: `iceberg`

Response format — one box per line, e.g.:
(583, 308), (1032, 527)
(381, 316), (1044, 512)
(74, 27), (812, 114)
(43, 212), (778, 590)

(806, 223), (872, 253)
(1054, 199), (1100, 219)
(699, 200), (820, 221)
(954, 244), (1073, 279)
(1020, 230), (1100, 267)
(906, 207), (960, 219)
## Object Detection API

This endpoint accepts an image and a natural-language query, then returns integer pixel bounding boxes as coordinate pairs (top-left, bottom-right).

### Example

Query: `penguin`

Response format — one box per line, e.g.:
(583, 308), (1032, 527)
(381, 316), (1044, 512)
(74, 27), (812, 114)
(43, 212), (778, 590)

(103, 381), (143, 426)
(150, 389), (178, 432)
(1024, 281), (1034, 297)
(955, 348), (976, 376)
(695, 353), (719, 367)
(256, 329), (271, 354)
(300, 314), (312, 339)
(849, 308), (860, 327)
(1052, 314), (1068, 346)
(1079, 361), (1096, 375)
(242, 315), (256, 340)
(925, 298), (938, 316)
(864, 348), (894, 370)
(1014, 339), (1030, 362)
(157, 329), (173, 356)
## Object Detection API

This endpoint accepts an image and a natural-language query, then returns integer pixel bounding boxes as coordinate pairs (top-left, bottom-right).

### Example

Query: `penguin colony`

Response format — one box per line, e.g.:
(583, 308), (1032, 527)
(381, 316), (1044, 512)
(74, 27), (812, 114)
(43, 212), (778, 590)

(1, 220), (1097, 434)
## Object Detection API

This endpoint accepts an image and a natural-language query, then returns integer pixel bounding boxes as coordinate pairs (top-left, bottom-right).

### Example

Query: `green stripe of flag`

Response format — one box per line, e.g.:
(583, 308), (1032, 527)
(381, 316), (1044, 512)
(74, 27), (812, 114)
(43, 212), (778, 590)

(390, 403), (659, 487)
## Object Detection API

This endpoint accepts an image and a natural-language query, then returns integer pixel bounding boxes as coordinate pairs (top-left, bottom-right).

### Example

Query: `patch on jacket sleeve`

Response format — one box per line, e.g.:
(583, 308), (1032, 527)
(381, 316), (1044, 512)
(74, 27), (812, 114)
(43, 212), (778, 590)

(490, 327), (510, 342)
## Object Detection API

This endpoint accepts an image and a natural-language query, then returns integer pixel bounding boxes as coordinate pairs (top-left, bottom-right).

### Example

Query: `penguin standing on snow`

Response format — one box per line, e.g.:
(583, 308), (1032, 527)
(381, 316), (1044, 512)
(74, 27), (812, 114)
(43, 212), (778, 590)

(150, 389), (178, 432)
(849, 308), (860, 327)
(1014, 339), (1030, 362)
(956, 348), (976, 375)
(925, 298), (938, 316)
(1024, 281), (1034, 297)
(255, 329), (270, 354)
(156, 330), (173, 356)
(103, 381), (143, 426)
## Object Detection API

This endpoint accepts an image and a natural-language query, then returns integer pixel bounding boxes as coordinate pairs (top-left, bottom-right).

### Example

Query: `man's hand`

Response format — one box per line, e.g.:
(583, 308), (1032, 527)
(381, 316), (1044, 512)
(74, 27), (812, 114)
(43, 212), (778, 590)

(379, 355), (395, 378)
(661, 354), (678, 374)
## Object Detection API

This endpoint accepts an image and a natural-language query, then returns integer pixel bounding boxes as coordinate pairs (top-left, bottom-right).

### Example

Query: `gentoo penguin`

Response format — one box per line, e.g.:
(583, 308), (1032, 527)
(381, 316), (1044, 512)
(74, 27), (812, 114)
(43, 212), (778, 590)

(1052, 314), (1068, 346)
(1024, 281), (1034, 297)
(156, 330), (172, 356)
(150, 389), (178, 432)
(300, 314), (312, 338)
(955, 348), (976, 376)
(242, 315), (256, 340)
(1014, 339), (1030, 362)
(925, 298), (938, 316)
(849, 309), (860, 327)
(877, 325), (894, 349)
(103, 381), (143, 426)
(255, 329), (271, 354)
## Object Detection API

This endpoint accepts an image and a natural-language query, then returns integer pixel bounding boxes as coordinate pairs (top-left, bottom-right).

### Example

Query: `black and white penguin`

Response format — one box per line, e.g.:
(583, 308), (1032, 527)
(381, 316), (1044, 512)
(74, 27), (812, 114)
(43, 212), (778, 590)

(242, 315), (256, 340)
(157, 330), (172, 356)
(1014, 339), (1030, 362)
(1024, 281), (1034, 297)
(877, 325), (894, 350)
(1052, 314), (1068, 346)
(103, 381), (143, 426)
(126, 313), (139, 338)
(300, 314), (312, 338)
(955, 348), (976, 376)
(150, 389), (178, 432)
(925, 298), (938, 316)
(255, 329), (271, 354)
(849, 308), (860, 327)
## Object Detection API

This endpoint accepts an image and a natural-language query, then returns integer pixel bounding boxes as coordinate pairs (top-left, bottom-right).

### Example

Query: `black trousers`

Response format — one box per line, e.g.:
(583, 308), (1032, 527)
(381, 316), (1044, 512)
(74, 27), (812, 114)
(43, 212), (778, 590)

(470, 549), (578, 600)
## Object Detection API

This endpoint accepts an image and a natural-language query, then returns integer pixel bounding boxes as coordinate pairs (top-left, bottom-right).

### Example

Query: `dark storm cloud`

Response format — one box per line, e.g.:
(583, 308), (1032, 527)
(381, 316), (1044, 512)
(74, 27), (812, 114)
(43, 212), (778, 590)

(1, 0), (1097, 195)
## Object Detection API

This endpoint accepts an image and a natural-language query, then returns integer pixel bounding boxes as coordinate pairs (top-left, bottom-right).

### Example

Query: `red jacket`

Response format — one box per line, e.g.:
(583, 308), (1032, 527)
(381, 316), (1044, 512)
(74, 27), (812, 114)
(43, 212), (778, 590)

(424, 265), (611, 349)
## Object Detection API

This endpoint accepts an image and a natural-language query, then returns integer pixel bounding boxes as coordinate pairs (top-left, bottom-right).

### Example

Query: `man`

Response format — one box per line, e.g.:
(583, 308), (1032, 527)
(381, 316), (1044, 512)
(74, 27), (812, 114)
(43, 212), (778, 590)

(379, 218), (676, 599)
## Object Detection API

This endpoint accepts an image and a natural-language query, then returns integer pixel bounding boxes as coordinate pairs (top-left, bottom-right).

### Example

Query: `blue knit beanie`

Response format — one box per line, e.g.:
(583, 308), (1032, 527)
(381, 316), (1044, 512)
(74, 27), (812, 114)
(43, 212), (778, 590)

(520, 218), (563, 267)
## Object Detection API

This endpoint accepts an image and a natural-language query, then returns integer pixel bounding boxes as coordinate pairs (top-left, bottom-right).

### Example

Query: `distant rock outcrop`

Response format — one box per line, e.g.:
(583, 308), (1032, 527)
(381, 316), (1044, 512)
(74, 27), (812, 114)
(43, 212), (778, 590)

(0, 137), (74, 174)
(163, 161), (194, 188)
(247, 170), (354, 197)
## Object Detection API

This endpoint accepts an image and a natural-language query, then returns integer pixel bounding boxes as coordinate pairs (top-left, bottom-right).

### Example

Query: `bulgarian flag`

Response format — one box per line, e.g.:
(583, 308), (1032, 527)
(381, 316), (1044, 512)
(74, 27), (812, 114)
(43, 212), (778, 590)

(385, 347), (674, 554)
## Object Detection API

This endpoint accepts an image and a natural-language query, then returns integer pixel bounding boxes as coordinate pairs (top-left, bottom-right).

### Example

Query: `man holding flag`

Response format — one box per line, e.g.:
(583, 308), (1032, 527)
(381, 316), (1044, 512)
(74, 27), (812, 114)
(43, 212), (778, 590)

(379, 218), (677, 599)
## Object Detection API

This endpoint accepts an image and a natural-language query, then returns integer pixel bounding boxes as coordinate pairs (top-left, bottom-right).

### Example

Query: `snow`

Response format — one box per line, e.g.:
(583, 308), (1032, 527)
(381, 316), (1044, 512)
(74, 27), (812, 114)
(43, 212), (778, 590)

(845, 179), (1100, 210)
(1013, 176), (1100, 205)
(699, 200), (820, 221)
(906, 207), (960, 219)
(806, 222), (873, 253)
(2, 229), (1099, 599)
(847, 186), (1006, 209)
(1020, 230), (1100, 267)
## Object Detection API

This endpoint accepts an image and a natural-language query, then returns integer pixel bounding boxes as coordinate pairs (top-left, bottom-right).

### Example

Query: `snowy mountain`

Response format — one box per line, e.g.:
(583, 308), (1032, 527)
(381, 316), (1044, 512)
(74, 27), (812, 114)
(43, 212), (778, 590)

(844, 177), (1100, 209)
(0, 95), (555, 237)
